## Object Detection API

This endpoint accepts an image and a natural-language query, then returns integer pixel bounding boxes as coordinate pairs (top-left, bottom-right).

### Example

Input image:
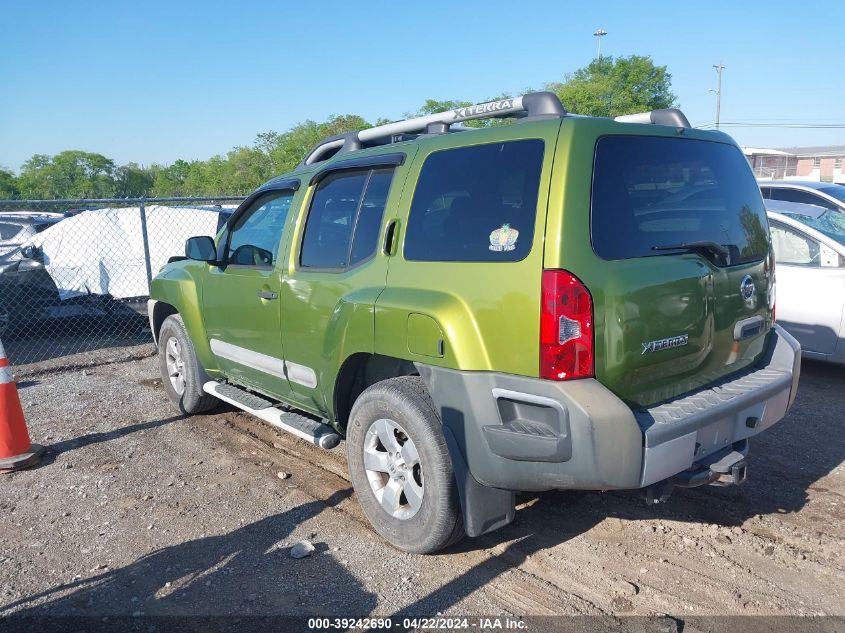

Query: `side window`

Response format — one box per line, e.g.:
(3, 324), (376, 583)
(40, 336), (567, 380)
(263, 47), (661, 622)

(300, 168), (395, 270)
(768, 188), (838, 213)
(770, 223), (820, 267)
(404, 139), (545, 262)
(350, 169), (393, 265)
(0, 223), (22, 240)
(227, 191), (293, 267)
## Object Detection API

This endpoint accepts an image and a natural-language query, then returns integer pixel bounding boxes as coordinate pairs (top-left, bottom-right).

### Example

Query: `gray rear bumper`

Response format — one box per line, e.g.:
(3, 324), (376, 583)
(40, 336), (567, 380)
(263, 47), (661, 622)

(417, 324), (801, 494)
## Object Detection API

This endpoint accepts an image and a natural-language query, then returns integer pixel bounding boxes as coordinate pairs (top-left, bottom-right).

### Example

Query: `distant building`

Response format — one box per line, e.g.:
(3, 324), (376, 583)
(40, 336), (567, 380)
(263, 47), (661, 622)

(743, 145), (845, 184)
(781, 146), (845, 183)
(743, 147), (797, 180)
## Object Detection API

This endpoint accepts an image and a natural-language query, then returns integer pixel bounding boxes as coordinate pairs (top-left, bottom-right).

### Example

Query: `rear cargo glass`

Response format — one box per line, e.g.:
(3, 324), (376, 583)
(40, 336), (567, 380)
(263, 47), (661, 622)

(404, 139), (544, 262)
(591, 136), (769, 266)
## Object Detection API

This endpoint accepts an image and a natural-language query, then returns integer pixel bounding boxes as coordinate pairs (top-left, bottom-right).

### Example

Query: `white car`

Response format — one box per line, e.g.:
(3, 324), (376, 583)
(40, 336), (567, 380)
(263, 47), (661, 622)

(767, 199), (845, 364)
(760, 180), (845, 214)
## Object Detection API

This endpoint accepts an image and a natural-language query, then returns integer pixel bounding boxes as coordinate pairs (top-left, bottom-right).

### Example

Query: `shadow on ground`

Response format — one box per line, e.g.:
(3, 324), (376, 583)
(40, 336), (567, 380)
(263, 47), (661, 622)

(4, 359), (842, 626)
(3, 313), (150, 366)
(394, 358), (845, 616)
(2, 490), (374, 622)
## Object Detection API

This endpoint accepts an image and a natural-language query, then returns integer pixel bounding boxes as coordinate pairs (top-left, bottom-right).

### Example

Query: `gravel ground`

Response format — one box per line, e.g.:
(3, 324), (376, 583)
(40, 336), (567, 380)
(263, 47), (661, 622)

(1, 348), (844, 629)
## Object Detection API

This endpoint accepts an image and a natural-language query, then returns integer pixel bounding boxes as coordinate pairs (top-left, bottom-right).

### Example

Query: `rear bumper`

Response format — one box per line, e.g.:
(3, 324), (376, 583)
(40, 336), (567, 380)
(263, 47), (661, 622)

(417, 324), (801, 493)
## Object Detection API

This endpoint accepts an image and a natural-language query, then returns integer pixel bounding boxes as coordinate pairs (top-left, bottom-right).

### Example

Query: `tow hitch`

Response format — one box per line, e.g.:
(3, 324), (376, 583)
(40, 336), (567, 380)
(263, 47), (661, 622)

(644, 443), (749, 505)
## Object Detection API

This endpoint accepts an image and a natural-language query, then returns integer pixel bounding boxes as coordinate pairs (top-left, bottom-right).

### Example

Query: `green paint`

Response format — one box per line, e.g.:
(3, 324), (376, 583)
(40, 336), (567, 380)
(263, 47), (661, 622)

(151, 113), (773, 423)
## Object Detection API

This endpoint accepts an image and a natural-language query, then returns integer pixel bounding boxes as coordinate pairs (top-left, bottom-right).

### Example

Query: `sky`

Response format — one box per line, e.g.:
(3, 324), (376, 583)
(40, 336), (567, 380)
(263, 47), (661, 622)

(1, 0), (843, 172)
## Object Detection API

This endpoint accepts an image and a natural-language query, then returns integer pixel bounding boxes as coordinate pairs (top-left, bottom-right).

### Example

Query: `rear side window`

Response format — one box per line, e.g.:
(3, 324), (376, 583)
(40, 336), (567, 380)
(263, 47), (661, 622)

(404, 139), (544, 262)
(591, 136), (769, 266)
(0, 223), (22, 240)
(300, 168), (395, 270)
(768, 188), (840, 213)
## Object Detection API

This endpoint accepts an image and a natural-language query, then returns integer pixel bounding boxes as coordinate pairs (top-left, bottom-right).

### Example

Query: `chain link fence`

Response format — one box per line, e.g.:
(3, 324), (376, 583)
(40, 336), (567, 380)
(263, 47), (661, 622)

(0, 197), (245, 367)
(749, 155), (799, 180)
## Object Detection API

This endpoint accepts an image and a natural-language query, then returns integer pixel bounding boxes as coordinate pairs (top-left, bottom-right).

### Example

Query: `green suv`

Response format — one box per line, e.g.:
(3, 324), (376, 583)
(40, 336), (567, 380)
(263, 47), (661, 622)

(148, 92), (801, 553)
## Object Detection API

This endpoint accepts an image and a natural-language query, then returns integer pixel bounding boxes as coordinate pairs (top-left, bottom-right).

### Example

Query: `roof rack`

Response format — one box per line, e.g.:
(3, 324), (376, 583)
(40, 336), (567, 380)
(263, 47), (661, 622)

(614, 108), (691, 129)
(300, 96), (695, 167)
(301, 91), (566, 166)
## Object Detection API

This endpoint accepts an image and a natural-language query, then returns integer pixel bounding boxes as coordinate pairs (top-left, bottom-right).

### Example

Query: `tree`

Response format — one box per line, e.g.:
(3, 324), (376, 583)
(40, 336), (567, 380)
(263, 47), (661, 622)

(262, 114), (373, 175)
(151, 159), (192, 197)
(411, 95), (513, 128)
(547, 55), (676, 118)
(17, 151), (118, 199)
(0, 168), (19, 199)
(115, 162), (154, 197)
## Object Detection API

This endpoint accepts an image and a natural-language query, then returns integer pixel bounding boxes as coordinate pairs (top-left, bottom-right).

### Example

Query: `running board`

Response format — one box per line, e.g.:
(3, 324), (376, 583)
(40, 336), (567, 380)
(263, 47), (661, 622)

(203, 381), (341, 449)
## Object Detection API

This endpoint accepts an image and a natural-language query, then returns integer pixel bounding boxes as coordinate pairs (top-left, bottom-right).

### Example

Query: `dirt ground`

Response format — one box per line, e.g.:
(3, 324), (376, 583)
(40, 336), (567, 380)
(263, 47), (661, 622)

(1, 346), (844, 630)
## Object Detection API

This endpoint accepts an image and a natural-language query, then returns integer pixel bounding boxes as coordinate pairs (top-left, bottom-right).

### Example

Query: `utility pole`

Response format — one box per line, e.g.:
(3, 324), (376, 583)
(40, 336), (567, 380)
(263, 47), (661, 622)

(593, 29), (607, 59)
(711, 63), (725, 130)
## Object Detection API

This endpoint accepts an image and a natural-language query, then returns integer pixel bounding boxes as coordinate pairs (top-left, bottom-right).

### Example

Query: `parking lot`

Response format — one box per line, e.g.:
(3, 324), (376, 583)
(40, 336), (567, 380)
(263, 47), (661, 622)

(1, 345), (843, 627)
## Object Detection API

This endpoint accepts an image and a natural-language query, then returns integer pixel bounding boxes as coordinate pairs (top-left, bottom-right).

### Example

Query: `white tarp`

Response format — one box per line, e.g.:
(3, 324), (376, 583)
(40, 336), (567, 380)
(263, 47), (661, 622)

(23, 206), (227, 301)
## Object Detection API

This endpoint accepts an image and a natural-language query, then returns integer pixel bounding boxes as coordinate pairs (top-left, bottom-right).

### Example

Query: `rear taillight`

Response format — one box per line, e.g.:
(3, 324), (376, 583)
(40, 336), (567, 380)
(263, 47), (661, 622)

(540, 269), (594, 380)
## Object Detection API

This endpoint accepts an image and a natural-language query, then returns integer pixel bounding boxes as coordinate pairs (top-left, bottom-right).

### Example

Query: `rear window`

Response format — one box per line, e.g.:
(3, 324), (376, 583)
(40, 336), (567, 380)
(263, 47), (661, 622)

(591, 136), (769, 266)
(404, 139), (544, 262)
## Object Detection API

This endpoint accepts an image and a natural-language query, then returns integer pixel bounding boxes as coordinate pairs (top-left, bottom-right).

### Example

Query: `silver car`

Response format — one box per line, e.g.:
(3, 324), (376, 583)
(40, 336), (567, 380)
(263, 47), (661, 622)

(766, 199), (845, 364)
(0, 212), (64, 257)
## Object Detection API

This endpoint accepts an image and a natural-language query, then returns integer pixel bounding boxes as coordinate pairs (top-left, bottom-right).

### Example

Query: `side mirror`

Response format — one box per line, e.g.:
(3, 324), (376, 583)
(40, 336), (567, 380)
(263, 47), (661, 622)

(185, 236), (218, 263)
(21, 245), (41, 261)
(820, 244), (841, 268)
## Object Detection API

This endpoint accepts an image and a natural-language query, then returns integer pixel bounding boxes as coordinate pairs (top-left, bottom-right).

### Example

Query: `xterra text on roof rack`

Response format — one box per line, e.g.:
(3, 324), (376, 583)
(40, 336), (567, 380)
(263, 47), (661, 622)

(148, 92), (801, 553)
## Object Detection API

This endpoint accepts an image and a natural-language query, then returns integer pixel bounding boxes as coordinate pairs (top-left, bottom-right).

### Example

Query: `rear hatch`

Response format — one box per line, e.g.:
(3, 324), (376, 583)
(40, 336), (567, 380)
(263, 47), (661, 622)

(575, 132), (774, 408)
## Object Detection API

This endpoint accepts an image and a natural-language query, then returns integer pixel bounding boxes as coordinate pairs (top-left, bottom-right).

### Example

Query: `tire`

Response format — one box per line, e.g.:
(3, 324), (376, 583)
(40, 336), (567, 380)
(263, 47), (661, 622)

(157, 314), (218, 415)
(346, 376), (465, 554)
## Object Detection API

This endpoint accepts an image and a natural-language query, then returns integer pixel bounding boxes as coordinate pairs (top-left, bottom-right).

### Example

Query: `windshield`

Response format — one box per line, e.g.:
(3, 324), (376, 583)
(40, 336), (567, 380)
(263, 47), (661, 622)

(781, 210), (845, 247)
(817, 184), (845, 204)
(591, 136), (769, 266)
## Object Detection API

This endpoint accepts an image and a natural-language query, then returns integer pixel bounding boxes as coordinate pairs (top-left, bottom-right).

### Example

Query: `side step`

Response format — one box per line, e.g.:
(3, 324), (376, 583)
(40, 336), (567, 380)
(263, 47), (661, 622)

(203, 381), (341, 449)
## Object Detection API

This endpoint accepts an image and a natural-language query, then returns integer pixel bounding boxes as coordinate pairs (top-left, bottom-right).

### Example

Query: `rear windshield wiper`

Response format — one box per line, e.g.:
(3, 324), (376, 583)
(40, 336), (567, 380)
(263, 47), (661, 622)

(652, 240), (730, 260)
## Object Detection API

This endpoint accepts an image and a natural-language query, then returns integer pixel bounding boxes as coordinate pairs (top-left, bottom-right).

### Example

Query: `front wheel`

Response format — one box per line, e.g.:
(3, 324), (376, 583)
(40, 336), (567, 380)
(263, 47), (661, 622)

(346, 376), (465, 554)
(157, 314), (218, 415)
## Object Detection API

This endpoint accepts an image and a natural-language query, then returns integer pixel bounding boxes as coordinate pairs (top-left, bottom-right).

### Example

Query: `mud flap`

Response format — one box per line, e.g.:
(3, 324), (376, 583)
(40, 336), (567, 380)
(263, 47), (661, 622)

(442, 425), (515, 537)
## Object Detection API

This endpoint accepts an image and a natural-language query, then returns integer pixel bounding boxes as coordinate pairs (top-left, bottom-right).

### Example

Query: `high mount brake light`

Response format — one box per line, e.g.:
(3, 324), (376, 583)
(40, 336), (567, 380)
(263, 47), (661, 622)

(540, 270), (594, 381)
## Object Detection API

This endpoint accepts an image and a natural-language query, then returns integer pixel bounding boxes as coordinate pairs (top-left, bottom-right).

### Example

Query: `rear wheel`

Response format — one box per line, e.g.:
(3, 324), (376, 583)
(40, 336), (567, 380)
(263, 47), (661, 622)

(158, 314), (217, 415)
(346, 376), (465, 553)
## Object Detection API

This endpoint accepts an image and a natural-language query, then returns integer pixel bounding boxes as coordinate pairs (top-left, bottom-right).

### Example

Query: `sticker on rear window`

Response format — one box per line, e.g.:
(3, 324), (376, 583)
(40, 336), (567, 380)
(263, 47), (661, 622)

(489, 224), (519, 252)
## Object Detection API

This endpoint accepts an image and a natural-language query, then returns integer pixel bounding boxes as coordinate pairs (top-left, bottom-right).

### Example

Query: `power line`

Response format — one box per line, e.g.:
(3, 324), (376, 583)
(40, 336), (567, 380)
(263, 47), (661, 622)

(697, 122), (845, 129)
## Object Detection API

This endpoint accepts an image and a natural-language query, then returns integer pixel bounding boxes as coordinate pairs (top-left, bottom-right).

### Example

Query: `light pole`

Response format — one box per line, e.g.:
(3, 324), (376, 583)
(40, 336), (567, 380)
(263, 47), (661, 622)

(710, 63), (726, 130)
(593, 29), (607, 59)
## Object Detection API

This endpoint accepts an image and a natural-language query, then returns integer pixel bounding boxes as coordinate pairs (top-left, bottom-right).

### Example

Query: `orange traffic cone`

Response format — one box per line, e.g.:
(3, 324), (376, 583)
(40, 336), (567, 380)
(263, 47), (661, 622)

(0, 337), (44, 473)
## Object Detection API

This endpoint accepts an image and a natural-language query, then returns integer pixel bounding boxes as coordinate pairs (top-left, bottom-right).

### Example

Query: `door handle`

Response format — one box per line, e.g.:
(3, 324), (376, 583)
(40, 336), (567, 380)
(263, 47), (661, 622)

(257, 290), (278, 300)
(383, 219), (399, 255)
